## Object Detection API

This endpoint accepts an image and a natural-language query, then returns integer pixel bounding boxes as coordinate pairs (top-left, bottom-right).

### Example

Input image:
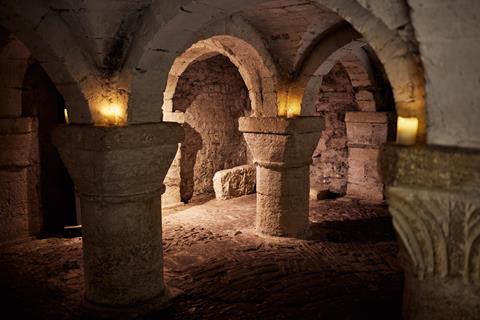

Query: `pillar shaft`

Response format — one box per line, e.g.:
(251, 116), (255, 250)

(0, 117), (38, 243)
(53, 123), (183, 310)
(381, 144), (480, 319)
(239, 117), (324, 238)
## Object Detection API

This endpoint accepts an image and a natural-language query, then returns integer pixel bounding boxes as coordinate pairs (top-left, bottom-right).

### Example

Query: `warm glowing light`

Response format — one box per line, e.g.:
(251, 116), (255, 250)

(277, 87), (302, 118)
(98, 102), (126, 126)
(396, 116), (418, 146)
(286, 95), (301, 119)
(64, 108), (69, 124)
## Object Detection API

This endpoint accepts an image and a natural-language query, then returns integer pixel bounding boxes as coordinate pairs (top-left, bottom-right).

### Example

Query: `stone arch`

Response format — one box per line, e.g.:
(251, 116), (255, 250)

(306, 39), (394, 202)
(163, 35), (276, 118)
(0, 0), (97, 123)
(310, 0), (425, 141)
(296, 24), (365, 116)
(128, 16), (278, 122)
(127, 0), (424, 138)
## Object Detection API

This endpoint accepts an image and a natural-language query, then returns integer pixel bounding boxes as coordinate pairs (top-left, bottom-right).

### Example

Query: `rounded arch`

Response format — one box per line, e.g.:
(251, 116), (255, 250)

(126, 0), (424, 138)
(128, 15), (279, 122)
(296, 24), (365, 116)
(0, 0), (97, 123)
(163, 34), (277, 118)
(311, 0), (425, 141)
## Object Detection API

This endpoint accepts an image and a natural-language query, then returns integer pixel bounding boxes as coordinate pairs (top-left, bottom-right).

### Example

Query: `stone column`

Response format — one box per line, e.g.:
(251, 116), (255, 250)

(381, 144), (480, 320)
(53, 122), (183, 314)
(345, 112), (389, 202)
(0, 117), (39, 243)
(239, 117), (324, 238)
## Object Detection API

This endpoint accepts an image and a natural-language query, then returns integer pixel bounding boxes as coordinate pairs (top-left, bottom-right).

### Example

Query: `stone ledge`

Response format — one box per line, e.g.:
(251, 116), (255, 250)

(239, 116), (324, 134)
(381, 144), (480, 192)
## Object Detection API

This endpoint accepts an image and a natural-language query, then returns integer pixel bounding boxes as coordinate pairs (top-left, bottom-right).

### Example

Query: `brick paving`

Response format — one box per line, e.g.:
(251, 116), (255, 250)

(0, 195), (403, 319)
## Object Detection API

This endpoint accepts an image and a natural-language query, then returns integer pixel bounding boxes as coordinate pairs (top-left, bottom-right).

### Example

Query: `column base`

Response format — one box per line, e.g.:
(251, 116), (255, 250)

(83, 285), (182, 319)
(403, 275), (480, 320)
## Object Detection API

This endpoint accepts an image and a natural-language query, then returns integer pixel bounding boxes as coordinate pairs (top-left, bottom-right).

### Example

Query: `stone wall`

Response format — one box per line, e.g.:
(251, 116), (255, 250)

(168, 55), (251, 202)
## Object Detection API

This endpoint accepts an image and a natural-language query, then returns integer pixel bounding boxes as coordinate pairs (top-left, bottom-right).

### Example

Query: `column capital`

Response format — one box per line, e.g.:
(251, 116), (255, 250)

(381, 144), (480, 319)
(53, 122), (184, 199)
(239, 116), (324, 169)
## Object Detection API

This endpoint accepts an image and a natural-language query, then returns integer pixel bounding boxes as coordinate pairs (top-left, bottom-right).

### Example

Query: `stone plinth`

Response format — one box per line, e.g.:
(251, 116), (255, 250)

(213, 165), (255, 200)
(53, 123), (184, 313)
(0, 117), (37, 243)
(239, 116), (324, 238)
(381, 144), (480, 320)
(345, 112), (389, 202)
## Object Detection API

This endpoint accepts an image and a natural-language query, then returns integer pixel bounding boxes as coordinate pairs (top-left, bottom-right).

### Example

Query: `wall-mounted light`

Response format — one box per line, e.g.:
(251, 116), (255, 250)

(64, 108), (69, 124)
(396, 116), (418, 146)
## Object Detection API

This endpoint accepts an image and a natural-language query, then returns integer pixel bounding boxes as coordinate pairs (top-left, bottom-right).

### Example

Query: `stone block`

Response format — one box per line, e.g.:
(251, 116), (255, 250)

(213, 165), (255, 200)
(347, 182), (384, 202)
(309, 186), (333, 200)
(345, 112), (389, 147)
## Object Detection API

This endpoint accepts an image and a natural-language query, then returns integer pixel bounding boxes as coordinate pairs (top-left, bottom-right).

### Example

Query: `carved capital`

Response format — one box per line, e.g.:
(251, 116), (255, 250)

(53, 123), (184, 199)
(388, 186), (480, 286)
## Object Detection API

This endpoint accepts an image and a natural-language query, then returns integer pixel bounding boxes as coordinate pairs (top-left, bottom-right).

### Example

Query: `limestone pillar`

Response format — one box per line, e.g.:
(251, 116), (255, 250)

(53, 122), (183, 314)
(381, 144), (480, 320)
(0, 117), (39, 243)
(239, 117), (324, 238)
(345, 112), (390, 202)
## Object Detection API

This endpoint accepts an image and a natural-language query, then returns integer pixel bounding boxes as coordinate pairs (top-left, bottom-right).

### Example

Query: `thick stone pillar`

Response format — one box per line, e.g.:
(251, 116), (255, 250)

(53, 123), (183, 314)
(239, 117), (324, 238)
(345, 112), (390, 202)
(0, 117), (39, 243)
(381, 144), (480, 320)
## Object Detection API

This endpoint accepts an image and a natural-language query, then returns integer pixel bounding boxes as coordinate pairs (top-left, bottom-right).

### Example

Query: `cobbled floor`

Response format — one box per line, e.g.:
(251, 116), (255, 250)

(0, 195), (403, 319)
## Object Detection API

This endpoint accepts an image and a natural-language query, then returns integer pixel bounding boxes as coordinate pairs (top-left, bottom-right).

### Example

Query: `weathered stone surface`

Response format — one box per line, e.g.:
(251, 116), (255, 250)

(381, 144), (480, 192)
(53, 123), (183, 310)
(0, 169), (30, 243)
(311, 64), (355, 195)
(213, 165), (255, 200)
(384, 145), (480, 320)
(0, 117), (35, 168)
(345, 112), (388, 147)
(0, 117), (37, 243)
(240, 116), (323, 238)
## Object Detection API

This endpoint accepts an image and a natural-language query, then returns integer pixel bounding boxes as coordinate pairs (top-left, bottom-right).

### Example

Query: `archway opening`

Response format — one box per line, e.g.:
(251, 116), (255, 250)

(0, 29), (78, 244)
(163, 54), (253, 206)
(22, 62), (78, 234)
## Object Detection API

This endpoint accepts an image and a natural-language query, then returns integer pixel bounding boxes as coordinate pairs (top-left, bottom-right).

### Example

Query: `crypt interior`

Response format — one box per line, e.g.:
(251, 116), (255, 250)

(0, 0), (479, 319)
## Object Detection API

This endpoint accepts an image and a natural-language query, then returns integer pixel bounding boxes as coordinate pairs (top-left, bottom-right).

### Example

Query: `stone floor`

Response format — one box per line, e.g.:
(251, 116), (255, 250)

(0, 195), (403, 319)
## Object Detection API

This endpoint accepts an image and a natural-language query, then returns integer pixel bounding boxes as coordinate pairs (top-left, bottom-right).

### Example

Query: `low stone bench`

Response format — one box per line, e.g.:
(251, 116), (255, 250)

(213, 165), (255, 200)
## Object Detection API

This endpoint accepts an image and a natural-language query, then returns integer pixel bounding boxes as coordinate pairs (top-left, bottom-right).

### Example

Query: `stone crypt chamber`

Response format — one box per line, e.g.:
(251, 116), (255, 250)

(0, 0), (479, 319)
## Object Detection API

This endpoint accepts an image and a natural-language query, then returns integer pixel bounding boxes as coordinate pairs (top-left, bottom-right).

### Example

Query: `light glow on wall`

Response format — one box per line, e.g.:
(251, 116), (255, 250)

(277, 85), (302, 118)
(92, 89), (128, 126)
(98, 102), (126, 126)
